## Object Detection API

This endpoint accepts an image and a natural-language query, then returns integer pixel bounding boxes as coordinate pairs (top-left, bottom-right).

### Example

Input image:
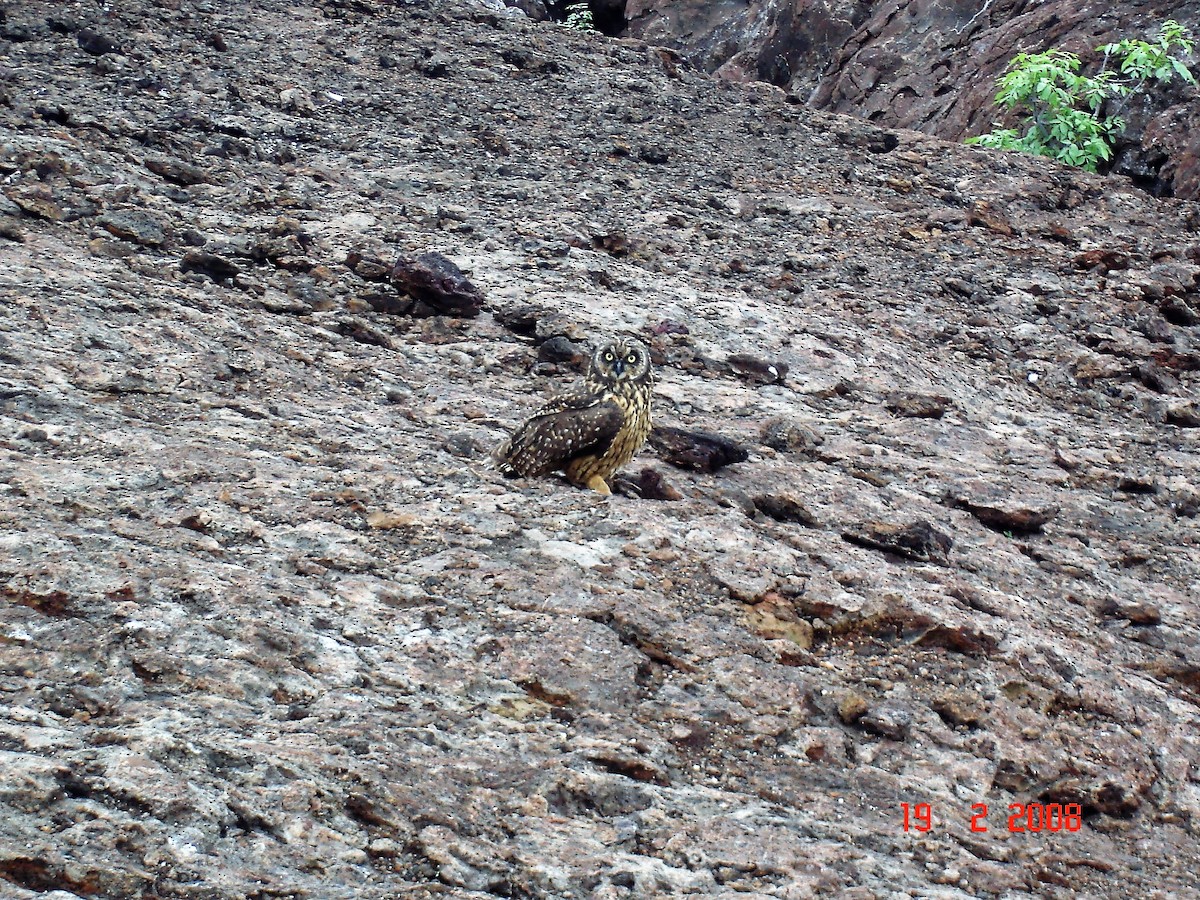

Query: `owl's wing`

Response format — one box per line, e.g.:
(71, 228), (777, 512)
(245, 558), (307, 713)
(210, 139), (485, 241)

(497, 389), (624, 477)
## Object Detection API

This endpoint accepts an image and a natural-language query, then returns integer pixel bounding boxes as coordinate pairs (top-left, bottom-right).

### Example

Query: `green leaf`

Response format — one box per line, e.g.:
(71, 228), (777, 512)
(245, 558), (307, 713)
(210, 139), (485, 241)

(1088, 137), (1113, 161)
(1171, 58), (1197, 84)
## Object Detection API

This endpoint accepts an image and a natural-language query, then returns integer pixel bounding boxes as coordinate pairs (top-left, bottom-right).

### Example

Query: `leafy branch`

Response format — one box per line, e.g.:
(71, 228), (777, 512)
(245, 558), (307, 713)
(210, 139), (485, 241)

(967, 20), (1196, 172)
(562, 3), (595, 32)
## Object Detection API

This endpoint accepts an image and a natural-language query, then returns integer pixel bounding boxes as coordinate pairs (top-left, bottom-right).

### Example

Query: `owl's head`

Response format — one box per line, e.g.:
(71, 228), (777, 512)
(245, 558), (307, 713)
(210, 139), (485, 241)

(589, 337), (653, 387)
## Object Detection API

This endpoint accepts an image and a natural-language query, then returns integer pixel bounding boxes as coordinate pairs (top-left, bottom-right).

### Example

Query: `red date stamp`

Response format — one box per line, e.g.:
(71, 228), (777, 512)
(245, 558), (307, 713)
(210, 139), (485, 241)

(902, 802), (1083, 833)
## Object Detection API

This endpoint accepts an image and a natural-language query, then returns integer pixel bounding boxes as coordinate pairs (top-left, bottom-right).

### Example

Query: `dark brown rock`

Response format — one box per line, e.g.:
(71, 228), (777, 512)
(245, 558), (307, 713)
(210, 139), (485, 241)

(752, 492), (820, 526)
(144, 155), (210, 186)
(493, 302), (544, 336)
(76, 27), (121, 55)
(886, 391), (950, 419)
(841, 520), (953, 565)
(179, 249), (240, 281)
(345, 248), (392, 281)
(613, 467), (683, 501)
(536, 335), (587, 366)
(1103, 598), (1163, 626)
(647, 425), (749, 472)
(727, 352), (788, 385)
(950, 493), (1060, 534)
(390, 251), (485, 317)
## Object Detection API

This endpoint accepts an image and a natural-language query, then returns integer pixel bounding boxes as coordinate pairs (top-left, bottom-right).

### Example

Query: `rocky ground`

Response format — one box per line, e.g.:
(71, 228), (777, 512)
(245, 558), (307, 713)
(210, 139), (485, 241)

(1, 0), (1199, 897)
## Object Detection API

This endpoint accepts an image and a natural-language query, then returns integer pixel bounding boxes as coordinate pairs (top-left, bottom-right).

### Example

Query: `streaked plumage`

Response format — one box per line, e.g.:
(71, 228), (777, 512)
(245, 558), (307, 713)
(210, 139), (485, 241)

(496, 337), (654, 495)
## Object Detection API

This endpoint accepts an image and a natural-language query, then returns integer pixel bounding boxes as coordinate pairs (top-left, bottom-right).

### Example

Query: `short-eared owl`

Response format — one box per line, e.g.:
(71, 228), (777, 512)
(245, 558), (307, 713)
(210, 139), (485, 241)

(496, 337), (654, 495)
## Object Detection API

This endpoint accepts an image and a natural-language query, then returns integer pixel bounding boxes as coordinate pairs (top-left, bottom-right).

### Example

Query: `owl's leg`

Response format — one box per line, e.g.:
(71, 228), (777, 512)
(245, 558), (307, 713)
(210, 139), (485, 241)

(584, 474), (612, 496)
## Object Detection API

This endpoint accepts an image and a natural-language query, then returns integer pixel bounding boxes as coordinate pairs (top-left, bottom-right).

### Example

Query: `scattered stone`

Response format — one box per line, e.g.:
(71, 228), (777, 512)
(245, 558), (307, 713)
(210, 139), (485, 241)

(260, 292), (311, 314)
(1165, 402), (1200, 428)
(89, 237), (137, 258)
(504, 0), (551, 21)
(591, 232), (633, 257)
(537, 335), (587, 366)
(180, 249), (240, 281)
(72, 365), (179, 395)
(390, 251), (485, 317)
(932, 689), (985, 728)
(760, 417), (824, 453)
(651, 319), (689, 336)
(493, 302), (544, 336)
(1117, 473), (1158, 494)
(6, 185), (65, 221)
(279, 87), (315, 114)
(333, 315), (394, 348)
(968, 201), (1015, 236)
(99, 210), (168, 247)
(638, 145), (670, 164)
(1041, 778), (1142, 819)
(949, 491), (1059, 533)
(727, 352), (788, 385)
(415, 50), (452, 77)
(612, 467), (682, 501)
(841, 520), (952, 565)
(345, 248), (393, 281)
(1, 1), (1196, 895)
(0, 218), (26, 241)
(1160, 296), (1199, 326)
(1103, 598), (1162, 626)
(886, 391), (950, 419)
(647, 425), (748, 472)
(859, 704), (912, 740)
(144, 155), (209, 186)
(1136, 363), (1179, 394)
(76, 27), (121, 55)
(1074, 248), (1131, 272)
(751, 492), (820, 526)
(745, 597), (814, 648)
(418, 316), (466, 344)
(837, 691), (869, 724)
(833, 124), (900, 154)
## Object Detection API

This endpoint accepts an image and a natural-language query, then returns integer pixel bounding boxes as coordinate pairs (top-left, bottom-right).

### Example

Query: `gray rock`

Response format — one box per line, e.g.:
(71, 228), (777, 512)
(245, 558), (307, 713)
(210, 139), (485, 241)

(99, 209), (168, 247)
(0, 0), (1197, 896)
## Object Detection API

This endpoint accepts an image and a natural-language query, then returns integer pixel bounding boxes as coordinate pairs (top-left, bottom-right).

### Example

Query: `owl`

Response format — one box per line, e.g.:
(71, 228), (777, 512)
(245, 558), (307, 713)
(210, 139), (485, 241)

(496, 337), (654, 495)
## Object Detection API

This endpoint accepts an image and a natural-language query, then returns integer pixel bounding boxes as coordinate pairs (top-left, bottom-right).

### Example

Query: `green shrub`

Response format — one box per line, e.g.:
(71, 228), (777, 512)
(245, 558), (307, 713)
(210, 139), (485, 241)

(562, 3), (595, 32)
(967, 20), (1196, 172)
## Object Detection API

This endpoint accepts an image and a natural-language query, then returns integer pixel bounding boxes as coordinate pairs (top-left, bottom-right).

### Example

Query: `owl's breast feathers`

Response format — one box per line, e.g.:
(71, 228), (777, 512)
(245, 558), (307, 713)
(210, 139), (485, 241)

(495, 386), (626, 477)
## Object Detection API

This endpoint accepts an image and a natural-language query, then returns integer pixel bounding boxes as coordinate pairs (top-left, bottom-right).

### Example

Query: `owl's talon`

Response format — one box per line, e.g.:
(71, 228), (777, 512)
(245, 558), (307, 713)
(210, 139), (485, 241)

(586, 475), (612, 496)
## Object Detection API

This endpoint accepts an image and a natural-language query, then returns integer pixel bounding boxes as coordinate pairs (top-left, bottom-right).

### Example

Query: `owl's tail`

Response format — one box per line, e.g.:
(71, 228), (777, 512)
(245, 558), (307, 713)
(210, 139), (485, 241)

(491, 437), (518, 476)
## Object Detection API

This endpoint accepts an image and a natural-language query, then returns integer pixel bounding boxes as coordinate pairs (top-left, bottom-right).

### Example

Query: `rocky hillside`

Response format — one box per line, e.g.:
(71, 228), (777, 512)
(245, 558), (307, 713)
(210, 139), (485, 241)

(2, 0), (1199, 897)
(624, 0), (1200, 199)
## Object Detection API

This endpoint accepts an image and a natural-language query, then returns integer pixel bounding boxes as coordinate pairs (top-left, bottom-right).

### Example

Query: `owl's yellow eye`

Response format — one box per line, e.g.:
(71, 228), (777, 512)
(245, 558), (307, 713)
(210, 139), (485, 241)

(603, 352), (614, 361)
(626, 353), (637, 364)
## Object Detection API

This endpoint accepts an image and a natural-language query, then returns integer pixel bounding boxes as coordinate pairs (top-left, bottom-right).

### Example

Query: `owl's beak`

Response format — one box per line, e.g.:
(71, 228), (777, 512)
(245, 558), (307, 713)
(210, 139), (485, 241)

(613, 358), (625, 377)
